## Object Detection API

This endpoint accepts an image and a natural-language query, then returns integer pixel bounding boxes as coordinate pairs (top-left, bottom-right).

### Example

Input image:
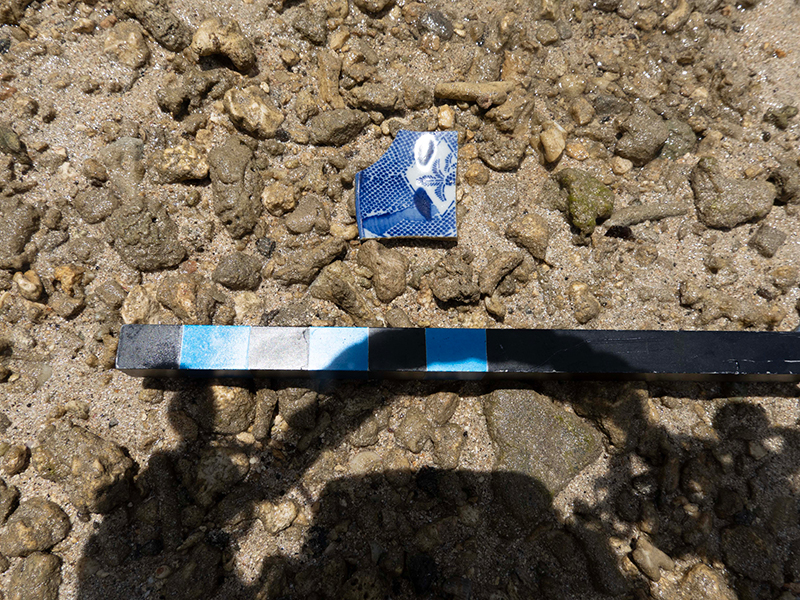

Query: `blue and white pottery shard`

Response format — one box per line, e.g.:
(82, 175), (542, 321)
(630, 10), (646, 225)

(355, 130), (458, 239)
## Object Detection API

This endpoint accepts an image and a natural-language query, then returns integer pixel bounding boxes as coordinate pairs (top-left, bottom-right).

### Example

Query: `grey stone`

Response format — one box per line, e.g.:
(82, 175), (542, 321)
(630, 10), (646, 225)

(569, 282), (602, 324)
(630, 537), (674, 581)
(660, 119), (696, 159)
(479, 251), (523, 296)
(114, 0), (193, 51)
(212, 252), (262, 290)
(191, 18), (255, 71)
(0, 197), (39, 270)
(8, 552), (62, 600)
(251, 388), (278, 440)
(484, 389), (603, 525)
(104, 21), (150, 69)
(418, 10), (453, 40)
(749, 224), (787, 258)
(430, 248), (480, 304)
(73, 187), (118, 224)
(0, 498), (70, 557)
(307, 109), (370, 146)
(106, 197), (185, 271)
(569, 518), (631, 596)
(356, 240), (408, 303)
(273, 238), (347, 285)
(349, 84), (398, 112)
(156, 67), (237, 118)
(505, 213), (551, 260)
(98, 137), (145, 201)
(311, 261), (380, 326)
(284, 195), (330, 235)
(191, 384), (256, 434)
(31, 420), (135, 514)
(403, 79), (433, 110)
(615, 102), (669, 166)
(424, 392), (459, 426)
(394, 407), (431, 453)
(555, 168), (614, 235)
(691, 157), (775, 228)
(208, 136), (263, 239)
(432, 423), (464, 469)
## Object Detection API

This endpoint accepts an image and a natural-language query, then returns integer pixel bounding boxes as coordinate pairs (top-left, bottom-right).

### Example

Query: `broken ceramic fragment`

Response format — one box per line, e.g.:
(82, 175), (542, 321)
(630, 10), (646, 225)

(355, 130), (458, 239)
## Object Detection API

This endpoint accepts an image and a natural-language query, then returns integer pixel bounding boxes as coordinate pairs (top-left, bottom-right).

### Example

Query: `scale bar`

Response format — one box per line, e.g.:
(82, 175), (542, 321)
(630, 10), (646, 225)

(115, 325), (800, 381)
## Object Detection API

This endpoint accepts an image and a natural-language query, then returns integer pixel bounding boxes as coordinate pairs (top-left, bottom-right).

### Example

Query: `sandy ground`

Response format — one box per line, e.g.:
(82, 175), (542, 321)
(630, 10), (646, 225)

(1, 0), (800, 598)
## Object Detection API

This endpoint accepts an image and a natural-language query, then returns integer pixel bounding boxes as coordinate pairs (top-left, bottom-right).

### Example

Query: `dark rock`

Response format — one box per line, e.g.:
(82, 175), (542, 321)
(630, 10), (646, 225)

(0, 498), (71, 557)
(763, 105), (798, 130)
(160, 542), (222, 600)
(8, 552), (62, 600)
(769, 158), (800, 204)
(406, 553), (438, 594)
(106, 197), (185, 271)
(156, 67), (237, 118)
(418, 10), (454, 40)
(191, 447), (249, 507)
(0, 122), (30, 164)
(721, 526), (780, 582)
(30, 420), (135, 514)
(0, 0), (33, 25)
(691, 157), (775, 228)
(477, 126), (527, 172)
(277, 387), (317, 430)
(114, 0), (193, 51)
(555, 168), (615, 235)
(73, 187), (119, 224)
(403, 79), (434, 110)
(749, 224), (787, 258)
(208, 136), (263, 239)
(484, 389), (603, 527)
(292, 7), (328, 45)
(356, 240), (408, 303)
(0, 478), (19, 524)
(212, 252), (262, 290)
(273, 238), (348, 285)
(569, 518), (631, 596)
(430, 248), (480, 304)
(615, 102), (669, 166)
(307, 109), (370, 146)
(0, 197), (39, 270)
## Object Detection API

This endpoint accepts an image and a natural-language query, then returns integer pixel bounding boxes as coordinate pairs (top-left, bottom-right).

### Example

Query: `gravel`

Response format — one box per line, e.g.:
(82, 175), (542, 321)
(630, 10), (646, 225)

(1, 0), (800, 598)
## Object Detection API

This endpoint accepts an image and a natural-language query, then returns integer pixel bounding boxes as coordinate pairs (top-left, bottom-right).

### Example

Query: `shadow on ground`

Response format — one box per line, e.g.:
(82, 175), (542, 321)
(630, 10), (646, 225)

(75, 335), (800, 600)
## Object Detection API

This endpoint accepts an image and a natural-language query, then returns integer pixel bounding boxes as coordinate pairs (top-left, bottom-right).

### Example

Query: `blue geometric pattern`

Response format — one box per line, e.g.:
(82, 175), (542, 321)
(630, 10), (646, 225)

(355, 130), (458, 239)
